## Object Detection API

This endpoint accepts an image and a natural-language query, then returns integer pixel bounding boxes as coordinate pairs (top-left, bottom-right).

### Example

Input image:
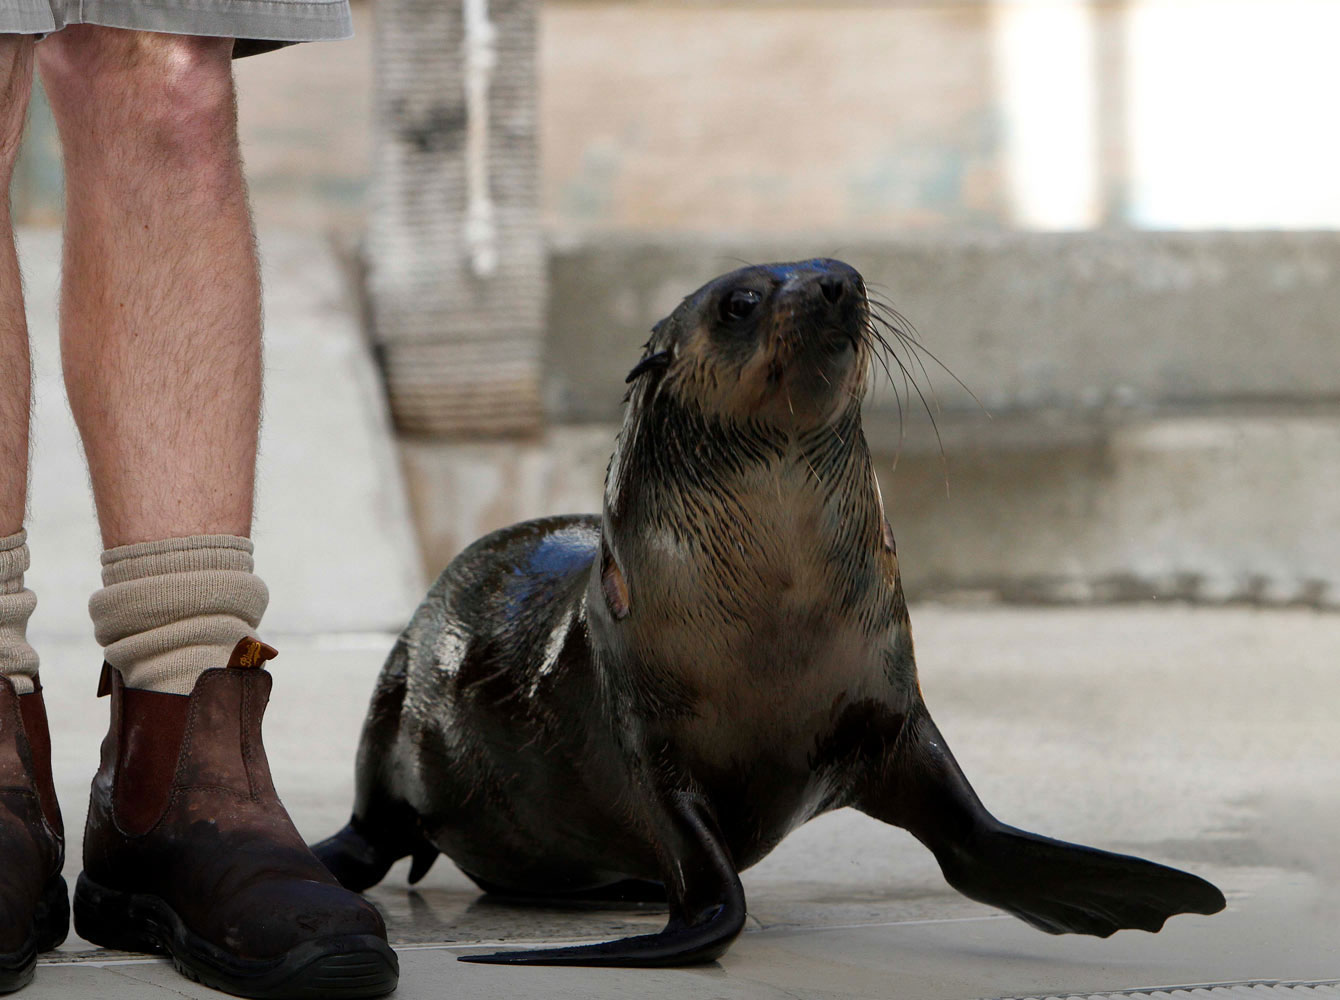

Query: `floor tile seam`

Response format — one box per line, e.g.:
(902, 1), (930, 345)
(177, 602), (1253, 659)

(752, 913), (1008, 934)
(989, 979), (1340, 1000)
(98, 960), (202, 1000)
(40, 911), (1016, 966)
(37, 912), (1032, 969)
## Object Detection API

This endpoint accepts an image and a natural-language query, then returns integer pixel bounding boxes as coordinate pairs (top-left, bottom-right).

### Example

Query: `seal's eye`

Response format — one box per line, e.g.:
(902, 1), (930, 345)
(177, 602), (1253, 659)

(720, 288), (761, 323)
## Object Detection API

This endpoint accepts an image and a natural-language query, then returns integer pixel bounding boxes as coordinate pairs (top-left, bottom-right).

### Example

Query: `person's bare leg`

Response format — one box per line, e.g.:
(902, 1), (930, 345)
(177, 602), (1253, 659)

(0, 37), (43, 699)
(39, 28), (269, 696)
(35, 29), (396, 996)
(37, 27), (259, 549)
(0, 38), (70, 988)
(0, 35), (33, 539)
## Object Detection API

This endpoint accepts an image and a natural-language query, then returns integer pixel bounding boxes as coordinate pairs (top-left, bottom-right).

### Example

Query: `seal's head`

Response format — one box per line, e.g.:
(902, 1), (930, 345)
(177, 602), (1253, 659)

(625, 258), (871, 431)
(598, 258), (900, 671)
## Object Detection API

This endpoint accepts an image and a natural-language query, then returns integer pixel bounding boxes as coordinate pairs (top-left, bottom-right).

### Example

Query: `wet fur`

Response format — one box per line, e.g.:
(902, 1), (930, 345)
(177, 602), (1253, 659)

(315, 260), (1224, 964)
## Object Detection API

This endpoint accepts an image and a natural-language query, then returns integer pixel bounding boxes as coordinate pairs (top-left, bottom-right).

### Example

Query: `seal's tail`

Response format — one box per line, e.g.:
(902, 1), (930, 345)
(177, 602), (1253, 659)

(312, 809), (440, 892)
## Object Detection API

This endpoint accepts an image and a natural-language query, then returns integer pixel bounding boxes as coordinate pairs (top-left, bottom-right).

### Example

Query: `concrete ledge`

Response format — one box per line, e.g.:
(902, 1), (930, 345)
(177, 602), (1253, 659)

(545, 231), (1340, 426)
(402, 411), (1340, 608)
(883, 412), (1340, 607)
(400, 427), (614, 578)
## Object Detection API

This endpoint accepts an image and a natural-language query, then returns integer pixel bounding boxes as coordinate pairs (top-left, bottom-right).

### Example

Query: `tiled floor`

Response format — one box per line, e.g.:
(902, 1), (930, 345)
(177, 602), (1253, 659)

(21, 604), (1340, 998)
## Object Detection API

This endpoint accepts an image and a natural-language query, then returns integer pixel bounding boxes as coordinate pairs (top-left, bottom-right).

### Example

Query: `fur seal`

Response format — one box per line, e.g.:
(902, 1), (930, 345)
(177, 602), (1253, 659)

(313, 258), (1225, 966)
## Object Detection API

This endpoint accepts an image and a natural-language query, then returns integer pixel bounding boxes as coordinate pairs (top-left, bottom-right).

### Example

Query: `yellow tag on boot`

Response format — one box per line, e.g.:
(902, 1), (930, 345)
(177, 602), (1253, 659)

(227, 638), (279, 669)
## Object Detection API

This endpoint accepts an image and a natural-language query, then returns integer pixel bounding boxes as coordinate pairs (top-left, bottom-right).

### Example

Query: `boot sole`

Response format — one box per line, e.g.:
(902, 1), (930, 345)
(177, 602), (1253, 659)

(0, 875), (70, 994)
(73, 874), (398, 999)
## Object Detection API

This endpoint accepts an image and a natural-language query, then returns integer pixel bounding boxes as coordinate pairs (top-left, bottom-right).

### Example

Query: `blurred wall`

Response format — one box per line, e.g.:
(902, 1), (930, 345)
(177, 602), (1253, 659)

(12, 1), (1340, 607)
(14, 1), (1340, 236)
(13, 1), (1009, 233)
(540, 3), (1005, 233)
(233, 1), (375, 234)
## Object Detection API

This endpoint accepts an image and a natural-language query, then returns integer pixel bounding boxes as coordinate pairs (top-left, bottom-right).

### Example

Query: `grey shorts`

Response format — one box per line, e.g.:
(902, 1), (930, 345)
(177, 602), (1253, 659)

(2, 0), (352, 58)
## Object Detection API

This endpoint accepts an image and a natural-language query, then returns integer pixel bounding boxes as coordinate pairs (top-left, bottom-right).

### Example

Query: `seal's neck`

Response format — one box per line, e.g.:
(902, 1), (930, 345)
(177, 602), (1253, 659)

(602, 394), (891, 631)
(607, 392), (866, 517)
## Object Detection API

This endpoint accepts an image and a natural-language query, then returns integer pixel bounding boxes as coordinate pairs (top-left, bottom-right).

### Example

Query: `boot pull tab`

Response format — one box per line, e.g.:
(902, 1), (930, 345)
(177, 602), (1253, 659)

(97, 662), (114, 698)
(228, 638), (279, 669)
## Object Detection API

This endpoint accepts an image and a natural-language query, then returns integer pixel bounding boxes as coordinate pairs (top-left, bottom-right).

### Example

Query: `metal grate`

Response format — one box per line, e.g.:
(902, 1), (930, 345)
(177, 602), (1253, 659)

(993, 980), (1340, 1000)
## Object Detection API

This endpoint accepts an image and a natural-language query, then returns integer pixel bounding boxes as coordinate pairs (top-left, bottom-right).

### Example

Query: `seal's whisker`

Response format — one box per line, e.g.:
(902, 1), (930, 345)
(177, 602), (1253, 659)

(894, 347), (911, 469)
(900, 356), (948, 482)
(718, 255), (760, 270)
(866, 295), (922, 340)
(867, 299), (989, 416)
(894, 324), (943, 420)
(862, 320), (916, 408)
(865, 313), (943, 430)
(866, 307), (942, 420)
(888, 325), (981, 414)
(860, 320), (902, 394)
(864, 315), (948, 487)
(859, 318), (907, 460)
(800, 448), (823, 486)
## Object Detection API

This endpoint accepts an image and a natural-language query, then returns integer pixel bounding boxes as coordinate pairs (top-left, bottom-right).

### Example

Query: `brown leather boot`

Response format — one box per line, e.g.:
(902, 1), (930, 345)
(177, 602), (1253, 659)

(74, 639), (397, 999)
(0, 677), (68, 994)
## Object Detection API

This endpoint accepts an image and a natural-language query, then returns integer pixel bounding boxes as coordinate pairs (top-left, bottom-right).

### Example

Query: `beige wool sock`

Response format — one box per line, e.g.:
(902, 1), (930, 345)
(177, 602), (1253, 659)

(89, 534), (270, 694)
(0, 530), (40, 697)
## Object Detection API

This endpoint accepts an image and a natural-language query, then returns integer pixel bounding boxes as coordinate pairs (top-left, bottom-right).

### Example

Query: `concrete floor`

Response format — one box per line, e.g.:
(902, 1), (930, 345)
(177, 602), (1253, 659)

(22, 604), (1340, 999)
(11, 224), (1338, 997)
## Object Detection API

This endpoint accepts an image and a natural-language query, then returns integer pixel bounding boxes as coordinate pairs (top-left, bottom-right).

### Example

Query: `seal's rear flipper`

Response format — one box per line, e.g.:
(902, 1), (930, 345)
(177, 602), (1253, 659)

(458, 791), (745, 967)
(315, 638), (443, 892)
(857, 705), (1226, 937)
(311, 809), (440, 892)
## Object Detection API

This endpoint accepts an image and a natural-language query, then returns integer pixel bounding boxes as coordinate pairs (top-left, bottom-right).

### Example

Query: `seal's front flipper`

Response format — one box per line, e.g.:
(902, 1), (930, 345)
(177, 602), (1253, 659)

(459, 792), (745, 966)
(857, 705), (1226, 937)
(456, 903), (742, 967)
(939, 825), (1226, 936)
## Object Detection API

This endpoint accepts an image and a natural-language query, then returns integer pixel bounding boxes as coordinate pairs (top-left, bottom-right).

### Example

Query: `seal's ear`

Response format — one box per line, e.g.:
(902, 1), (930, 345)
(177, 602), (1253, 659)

(599, 539), (631, 620)
(625, 350), (672, 384)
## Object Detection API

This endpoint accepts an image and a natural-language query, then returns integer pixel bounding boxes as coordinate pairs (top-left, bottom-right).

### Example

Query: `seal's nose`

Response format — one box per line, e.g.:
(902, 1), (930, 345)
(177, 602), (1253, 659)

(780, 259), (862, 313)
(818, 274), (847, 305)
